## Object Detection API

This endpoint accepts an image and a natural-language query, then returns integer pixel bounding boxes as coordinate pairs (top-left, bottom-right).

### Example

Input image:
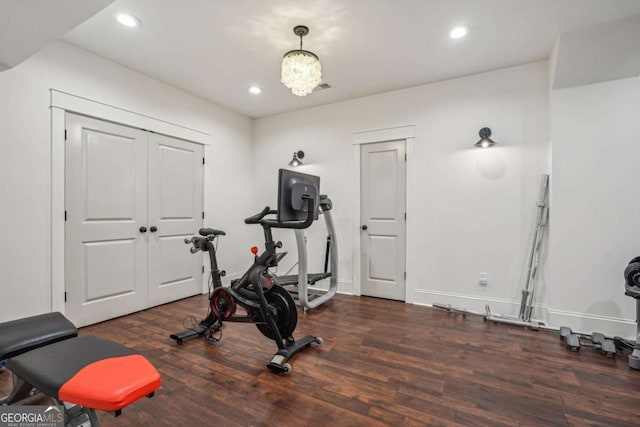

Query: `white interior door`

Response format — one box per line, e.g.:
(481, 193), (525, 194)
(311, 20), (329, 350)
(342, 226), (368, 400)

(360, 140), (406, 301)
(147, 133), (204, 307)
(65, 113), (148, 327)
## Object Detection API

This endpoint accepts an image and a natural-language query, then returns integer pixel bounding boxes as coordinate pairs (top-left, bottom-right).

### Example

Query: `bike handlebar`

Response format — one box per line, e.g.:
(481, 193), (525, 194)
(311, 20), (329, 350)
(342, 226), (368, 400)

(184, 234), (218, 254)
(184, 237), (202, 253)
(257, 197), (316, 230)
(244, 206), (272, 224)
(242, 195), (318, 231)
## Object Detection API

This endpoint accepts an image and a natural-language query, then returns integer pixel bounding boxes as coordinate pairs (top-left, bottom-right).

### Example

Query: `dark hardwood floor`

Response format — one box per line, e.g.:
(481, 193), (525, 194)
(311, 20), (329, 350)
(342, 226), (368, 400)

(2, 294), (640, 426)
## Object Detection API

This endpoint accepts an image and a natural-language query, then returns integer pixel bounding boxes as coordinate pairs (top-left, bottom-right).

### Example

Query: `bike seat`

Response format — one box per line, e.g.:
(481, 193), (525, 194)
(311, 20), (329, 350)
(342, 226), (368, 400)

(199, 228), (226, 237)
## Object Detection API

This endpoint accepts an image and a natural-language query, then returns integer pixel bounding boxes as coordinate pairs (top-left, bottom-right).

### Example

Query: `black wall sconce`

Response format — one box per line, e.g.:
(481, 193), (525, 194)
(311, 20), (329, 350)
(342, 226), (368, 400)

(288, 150), (305, 167)
(474, 127), (497, 148)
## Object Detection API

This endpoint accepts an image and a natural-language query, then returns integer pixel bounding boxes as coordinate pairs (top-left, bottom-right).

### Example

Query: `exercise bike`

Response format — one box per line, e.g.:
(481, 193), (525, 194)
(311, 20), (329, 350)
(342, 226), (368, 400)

(170, 171), (323, 373)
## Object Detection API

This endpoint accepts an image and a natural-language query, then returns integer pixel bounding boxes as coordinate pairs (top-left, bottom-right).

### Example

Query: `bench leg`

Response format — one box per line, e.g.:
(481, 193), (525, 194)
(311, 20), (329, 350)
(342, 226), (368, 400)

(62, 402), (101, 427)
(0, 374), (35, 405)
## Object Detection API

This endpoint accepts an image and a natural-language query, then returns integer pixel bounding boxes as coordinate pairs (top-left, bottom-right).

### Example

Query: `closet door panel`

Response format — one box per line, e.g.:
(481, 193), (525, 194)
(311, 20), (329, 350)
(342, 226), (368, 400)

(65, 113), (148, 327)
(147, 133), (204, 307)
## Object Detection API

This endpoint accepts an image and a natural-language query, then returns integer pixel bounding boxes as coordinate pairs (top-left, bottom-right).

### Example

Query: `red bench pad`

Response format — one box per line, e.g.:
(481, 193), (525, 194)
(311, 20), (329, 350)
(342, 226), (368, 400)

(7, 335), (160, 411)
(59, 354), (160, 411)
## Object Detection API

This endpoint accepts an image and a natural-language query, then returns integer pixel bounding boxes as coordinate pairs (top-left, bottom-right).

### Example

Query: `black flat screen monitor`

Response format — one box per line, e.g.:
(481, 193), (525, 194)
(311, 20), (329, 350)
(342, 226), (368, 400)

(277, 169), (320, 222)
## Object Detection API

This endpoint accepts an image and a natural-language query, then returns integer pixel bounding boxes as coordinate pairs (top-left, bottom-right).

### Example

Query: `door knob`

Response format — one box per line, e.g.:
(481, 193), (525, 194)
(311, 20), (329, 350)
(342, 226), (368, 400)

(150, 226), (158, 233)
(139, 226), (147, 233)
(361, 225), (368, 231)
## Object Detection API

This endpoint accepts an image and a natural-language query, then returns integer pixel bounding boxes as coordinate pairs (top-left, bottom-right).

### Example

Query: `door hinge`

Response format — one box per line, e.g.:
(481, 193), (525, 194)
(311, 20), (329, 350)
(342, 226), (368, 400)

(202, 265), (205, 274)
(404, 272), (406, 280)
(404, 153), (407, 161)
(404, 212), (407, 220)
(64, 129), (67, 140)
(202, 211), (205, 219)
(64, 210), (67, 221)
(202, 157), (205, 165)
(64, 292), (67, 302)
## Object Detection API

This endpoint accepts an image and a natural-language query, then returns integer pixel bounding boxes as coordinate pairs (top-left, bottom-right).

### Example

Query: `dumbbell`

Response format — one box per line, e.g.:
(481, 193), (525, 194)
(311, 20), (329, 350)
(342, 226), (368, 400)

(591, 332), (616, 358)
(559, 326), (581, 351)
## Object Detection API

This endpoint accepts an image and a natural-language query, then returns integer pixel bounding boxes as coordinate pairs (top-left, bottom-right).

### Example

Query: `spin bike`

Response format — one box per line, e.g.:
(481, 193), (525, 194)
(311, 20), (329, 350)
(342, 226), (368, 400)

(170, 197), (322, 373)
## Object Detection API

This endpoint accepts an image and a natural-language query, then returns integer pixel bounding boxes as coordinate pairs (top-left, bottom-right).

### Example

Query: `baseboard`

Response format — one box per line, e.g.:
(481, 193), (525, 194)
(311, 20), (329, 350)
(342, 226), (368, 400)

(548, 308), (637, 340)
(337, 280), (354, 295)
(309, 279), (354, 295)
(410, 288), (637, 339)
(336, 280), (354, 295)
(410, 288), (550, 324)
(200, 277), (637, 338)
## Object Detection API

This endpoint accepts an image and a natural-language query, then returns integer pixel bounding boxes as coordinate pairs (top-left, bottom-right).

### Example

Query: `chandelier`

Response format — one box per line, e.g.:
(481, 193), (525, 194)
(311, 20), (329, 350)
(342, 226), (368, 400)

(281, 25), (322, 96)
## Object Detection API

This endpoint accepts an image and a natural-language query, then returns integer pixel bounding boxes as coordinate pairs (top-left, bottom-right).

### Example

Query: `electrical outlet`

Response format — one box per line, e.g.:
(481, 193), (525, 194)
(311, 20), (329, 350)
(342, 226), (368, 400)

(479, 272), (488, 286)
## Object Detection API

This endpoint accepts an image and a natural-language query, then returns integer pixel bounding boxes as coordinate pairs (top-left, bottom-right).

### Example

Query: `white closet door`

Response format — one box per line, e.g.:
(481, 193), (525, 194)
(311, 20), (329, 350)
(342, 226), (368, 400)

(65, 113), (149, 327)
(147, 133), (204, 307)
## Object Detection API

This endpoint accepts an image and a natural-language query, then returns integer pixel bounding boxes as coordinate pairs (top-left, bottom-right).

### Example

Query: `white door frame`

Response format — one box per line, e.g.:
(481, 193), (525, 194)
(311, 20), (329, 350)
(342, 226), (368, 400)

(50, 89), (212, 314)
(352, 125), (415, 299)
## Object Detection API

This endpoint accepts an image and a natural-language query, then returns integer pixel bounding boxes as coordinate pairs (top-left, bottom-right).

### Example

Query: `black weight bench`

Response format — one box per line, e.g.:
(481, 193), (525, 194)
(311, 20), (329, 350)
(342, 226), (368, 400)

(0, 312), (161, 426)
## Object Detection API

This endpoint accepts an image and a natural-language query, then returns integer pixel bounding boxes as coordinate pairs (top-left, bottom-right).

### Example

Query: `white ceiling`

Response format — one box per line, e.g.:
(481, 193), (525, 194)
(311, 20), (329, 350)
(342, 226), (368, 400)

(0, 0), (113, 68)
(61, 0), (640, 118)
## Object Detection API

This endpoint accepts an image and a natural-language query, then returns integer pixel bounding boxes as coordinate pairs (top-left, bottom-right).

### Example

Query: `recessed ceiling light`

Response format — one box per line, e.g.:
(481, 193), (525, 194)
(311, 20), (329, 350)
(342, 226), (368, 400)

(449, 26), (468, 39)
(116, 13), (141, 28)
(248, 86), (262, 95)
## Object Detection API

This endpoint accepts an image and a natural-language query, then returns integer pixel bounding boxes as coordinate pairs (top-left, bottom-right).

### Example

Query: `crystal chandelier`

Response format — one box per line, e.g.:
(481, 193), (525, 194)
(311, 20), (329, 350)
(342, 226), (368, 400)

(281, 25), (322, 96)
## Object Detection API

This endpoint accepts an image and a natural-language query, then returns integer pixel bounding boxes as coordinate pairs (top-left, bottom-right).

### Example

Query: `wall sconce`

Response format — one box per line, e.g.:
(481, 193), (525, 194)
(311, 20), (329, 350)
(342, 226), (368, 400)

(288, 150), (305, 167)
(474, 127), (497, 148)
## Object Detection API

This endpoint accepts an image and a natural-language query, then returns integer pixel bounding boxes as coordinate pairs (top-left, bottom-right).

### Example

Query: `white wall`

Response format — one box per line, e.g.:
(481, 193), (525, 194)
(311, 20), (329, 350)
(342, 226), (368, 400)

(551, 15), (640, 90)
(253, 62), (551, 319)
(0, 42), (254, 322)
(550, 76), (640, 338)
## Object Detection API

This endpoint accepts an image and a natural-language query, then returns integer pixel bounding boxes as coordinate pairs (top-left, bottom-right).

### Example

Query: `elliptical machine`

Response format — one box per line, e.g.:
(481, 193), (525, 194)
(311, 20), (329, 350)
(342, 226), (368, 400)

(277, 194), (338, 311)
(614, 257), (640, 370)
(170, 170), (323, 373)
